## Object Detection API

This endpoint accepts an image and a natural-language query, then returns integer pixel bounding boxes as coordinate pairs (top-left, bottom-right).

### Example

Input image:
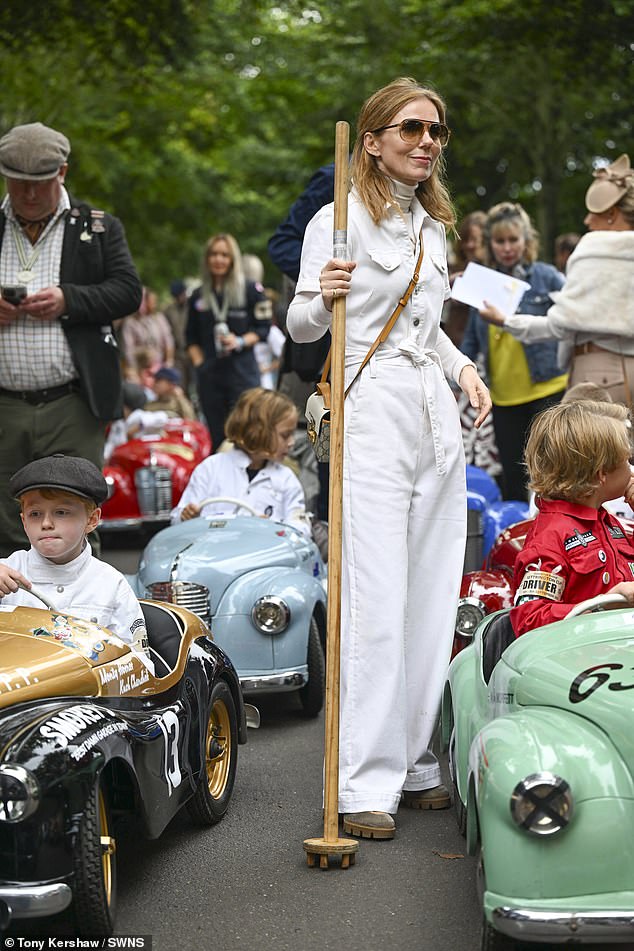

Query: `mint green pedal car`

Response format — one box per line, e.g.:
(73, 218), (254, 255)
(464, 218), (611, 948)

(441, 592), (634, 949)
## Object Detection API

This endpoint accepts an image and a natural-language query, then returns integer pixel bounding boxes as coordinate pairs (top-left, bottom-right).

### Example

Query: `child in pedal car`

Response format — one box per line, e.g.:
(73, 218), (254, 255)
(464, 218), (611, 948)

(0, 454), (154, 671)
(511, 400), (634, 637)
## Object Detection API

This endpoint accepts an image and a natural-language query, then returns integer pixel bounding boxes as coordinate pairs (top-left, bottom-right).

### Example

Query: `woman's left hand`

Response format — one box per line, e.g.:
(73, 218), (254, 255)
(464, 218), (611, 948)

(479, 301), (507, 326)
(458, 365), (492, 429)
(319, 258), (356, 312)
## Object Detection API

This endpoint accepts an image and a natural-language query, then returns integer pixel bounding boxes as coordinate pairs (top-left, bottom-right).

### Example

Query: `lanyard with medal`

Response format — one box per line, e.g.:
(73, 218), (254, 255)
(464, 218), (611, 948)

(11, 221), (44, 285)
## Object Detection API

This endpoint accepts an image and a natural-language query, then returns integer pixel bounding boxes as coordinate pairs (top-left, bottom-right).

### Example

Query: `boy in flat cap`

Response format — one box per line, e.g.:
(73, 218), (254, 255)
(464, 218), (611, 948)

(0, 121), (143, 557)
(0, 454), (153, 671)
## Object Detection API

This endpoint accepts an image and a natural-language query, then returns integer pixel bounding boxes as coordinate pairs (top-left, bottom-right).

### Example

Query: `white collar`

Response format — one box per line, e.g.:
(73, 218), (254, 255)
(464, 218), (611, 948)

(26, 539), (92, 581)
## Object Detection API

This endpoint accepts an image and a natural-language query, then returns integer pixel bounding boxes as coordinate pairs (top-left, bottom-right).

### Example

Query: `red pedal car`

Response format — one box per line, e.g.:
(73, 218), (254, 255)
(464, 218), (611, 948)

(101, 419), (211, 531)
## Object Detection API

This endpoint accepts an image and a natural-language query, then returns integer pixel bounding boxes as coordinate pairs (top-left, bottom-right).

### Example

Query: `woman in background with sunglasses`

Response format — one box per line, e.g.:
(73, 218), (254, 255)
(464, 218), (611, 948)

(287, 77), (490, 840)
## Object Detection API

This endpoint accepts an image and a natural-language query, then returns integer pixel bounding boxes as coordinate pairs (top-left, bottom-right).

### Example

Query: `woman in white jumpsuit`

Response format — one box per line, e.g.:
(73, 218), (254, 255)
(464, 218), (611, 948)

(287, 77), (490, 839)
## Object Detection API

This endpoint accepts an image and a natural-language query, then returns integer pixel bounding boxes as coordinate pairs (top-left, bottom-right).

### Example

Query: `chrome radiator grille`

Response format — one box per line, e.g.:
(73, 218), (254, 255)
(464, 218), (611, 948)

(135, 465), (172, 517)
(147, 581), (210, 625)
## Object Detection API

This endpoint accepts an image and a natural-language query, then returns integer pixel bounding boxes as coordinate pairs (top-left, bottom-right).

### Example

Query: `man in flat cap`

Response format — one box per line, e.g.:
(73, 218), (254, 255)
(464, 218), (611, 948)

(0, 121), (143, 556)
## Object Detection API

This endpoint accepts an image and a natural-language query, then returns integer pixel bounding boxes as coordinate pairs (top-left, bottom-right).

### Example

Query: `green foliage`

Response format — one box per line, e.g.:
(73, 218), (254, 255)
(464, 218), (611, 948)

(0, 0), (631, 293)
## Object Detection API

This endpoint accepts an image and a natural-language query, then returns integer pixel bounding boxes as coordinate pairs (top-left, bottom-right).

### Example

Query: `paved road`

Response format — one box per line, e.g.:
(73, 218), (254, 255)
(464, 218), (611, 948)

(104, 538), (483, 951)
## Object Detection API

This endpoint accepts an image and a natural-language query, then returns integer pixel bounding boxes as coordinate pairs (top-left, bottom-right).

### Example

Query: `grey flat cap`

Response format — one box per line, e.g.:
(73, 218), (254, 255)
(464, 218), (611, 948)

(0, 122), (70, 181)
(10, 454), (108, 505)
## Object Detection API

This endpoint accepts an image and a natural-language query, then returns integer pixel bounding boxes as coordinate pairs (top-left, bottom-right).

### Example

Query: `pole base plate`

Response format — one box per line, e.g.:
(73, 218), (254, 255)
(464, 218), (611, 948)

(303, 836), (359, 869)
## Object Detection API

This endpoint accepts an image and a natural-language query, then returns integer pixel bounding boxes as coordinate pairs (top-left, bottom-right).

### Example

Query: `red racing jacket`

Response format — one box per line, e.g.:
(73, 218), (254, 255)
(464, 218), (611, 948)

(510, 497), (634, 637)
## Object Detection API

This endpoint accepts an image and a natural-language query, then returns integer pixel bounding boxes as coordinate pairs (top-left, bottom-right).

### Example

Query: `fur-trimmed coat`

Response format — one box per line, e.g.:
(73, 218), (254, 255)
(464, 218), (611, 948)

(505, 231), (634, 369)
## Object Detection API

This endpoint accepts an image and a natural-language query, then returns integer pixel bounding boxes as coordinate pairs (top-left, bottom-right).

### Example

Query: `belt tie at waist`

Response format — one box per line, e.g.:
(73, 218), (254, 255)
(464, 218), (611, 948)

(345, 343), (447, 475)
(398, 341), (447, 475)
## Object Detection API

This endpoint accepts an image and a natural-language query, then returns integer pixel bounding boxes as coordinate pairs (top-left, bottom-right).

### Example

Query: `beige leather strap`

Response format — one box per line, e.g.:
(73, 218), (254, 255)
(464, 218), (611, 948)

(320, 226), (425, 397)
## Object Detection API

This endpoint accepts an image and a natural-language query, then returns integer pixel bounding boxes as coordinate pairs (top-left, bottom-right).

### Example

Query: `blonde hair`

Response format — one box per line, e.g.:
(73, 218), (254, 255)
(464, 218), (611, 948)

(350, 77), (456, 228)
(526, 401), (631, 501)
(19, 487), (97, 516)
(201, 233), (246, 309)
(484, 202), (539, 265)
(225, 388), (298, 458)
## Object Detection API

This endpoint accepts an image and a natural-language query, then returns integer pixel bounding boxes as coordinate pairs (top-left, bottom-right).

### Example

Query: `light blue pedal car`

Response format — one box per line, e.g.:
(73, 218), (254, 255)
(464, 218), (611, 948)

(130, 498), (327, 717)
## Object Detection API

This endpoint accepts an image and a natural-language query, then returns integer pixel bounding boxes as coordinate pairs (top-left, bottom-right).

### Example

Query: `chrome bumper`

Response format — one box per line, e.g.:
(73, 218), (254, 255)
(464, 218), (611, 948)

(493, 906), (634, 943)
(240, 670), (307, 693)
(0, 882), (72, 923)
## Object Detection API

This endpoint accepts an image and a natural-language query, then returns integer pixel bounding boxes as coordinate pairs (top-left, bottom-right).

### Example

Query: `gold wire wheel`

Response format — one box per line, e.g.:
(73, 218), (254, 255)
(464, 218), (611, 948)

(99, 790), (115, 906)
(206, 698), (232, 798)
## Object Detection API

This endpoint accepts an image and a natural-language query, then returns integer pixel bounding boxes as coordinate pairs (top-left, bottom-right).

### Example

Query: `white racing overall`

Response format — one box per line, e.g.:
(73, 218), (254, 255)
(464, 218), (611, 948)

(288, 190), (473, 813)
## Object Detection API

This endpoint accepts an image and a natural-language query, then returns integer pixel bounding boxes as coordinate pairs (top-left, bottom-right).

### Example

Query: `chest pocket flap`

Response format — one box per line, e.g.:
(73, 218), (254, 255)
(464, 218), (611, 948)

(567, 547), (605, 576)
(430, 252), (447, 274)
(368, 249), (401, 271)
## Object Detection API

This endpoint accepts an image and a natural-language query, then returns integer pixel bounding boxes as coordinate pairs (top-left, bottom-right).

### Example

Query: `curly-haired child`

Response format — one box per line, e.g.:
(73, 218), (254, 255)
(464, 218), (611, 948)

(512, 400), (634, 636)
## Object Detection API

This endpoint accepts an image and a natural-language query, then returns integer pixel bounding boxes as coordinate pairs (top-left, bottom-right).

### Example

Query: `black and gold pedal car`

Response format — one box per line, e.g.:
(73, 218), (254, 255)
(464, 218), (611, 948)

(0, 590), (253, 935)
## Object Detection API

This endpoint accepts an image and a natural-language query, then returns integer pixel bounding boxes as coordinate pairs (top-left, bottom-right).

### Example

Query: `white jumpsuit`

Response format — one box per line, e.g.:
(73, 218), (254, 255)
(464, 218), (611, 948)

(287, 191), (472, 813)
(170, 447), (310, 535)
(0, 543), (153, 670)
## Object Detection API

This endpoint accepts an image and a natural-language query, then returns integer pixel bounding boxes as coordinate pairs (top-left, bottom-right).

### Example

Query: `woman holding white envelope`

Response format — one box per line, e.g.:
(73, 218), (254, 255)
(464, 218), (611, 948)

(460, 201), (566, 501)
(478, 154), (634, 412)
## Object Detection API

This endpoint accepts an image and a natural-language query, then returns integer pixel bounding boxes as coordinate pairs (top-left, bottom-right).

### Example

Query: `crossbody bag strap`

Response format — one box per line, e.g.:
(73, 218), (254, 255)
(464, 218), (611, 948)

(319, 226), (425, 397)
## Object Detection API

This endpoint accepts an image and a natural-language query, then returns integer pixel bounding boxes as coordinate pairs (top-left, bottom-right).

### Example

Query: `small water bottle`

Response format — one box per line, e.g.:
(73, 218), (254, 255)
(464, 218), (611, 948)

(214, 321), (230, 357)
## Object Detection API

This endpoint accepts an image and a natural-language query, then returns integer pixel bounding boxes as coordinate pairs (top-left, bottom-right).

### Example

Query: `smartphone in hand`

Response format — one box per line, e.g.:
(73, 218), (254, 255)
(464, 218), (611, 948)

(1, 285), (27, 305)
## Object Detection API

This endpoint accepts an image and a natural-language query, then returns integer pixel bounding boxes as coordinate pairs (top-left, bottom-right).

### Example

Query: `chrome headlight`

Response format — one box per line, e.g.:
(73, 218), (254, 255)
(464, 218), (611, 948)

(148, 580), (210, 625)
(510, 772), (574, 836)
(251, 596), (290, 635)
(0, 764), (40, 823)
(455, 597), (486, 638)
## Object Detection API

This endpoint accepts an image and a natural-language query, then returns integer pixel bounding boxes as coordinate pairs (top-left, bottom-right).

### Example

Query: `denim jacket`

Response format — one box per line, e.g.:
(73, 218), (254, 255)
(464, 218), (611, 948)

(460, 261), (564, 383)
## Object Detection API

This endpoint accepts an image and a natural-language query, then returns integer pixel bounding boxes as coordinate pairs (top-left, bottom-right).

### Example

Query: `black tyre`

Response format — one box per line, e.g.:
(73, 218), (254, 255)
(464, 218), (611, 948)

(450, 731), (467, 836)
(478, 845), (517, 951)
(298, 616), (325, 718)
(187, 680), (238, 824)
(72, 785), (117, 936)
(481, 917), (516, 951)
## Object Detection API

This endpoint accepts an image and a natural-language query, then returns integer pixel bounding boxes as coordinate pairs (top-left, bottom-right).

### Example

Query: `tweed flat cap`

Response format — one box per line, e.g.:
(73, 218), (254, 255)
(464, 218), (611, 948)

(10, 454), (108, 505)
(0, 122), (70, 181)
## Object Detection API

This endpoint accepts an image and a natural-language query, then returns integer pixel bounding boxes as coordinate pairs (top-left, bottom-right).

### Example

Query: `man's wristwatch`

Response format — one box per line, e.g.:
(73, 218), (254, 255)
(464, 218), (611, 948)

(234, 335), (245, 352)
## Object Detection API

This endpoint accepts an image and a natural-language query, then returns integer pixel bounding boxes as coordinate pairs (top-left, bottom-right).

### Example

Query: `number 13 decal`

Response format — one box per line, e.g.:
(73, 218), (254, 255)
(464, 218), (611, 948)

(157, 709), (182, 795)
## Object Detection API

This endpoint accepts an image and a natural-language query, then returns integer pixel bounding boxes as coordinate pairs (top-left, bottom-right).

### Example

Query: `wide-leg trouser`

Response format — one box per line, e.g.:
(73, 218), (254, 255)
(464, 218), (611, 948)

(338, 352), (466, 814)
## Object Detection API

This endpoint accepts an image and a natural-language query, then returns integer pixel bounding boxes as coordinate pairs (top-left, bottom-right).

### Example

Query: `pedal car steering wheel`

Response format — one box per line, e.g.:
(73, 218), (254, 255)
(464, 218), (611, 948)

(565, 592), (629, 619)
(18, 581), (59, 612)
(197, 496), (261, 517)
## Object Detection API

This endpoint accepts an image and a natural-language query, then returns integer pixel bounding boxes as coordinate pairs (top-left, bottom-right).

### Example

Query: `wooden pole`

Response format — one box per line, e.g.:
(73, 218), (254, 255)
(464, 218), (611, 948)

(304, 121), (359, 870)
